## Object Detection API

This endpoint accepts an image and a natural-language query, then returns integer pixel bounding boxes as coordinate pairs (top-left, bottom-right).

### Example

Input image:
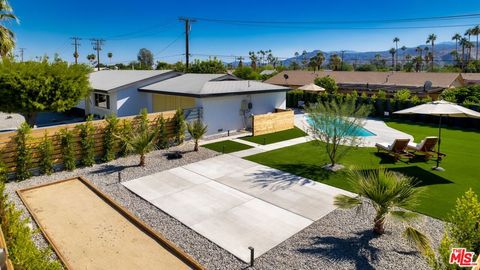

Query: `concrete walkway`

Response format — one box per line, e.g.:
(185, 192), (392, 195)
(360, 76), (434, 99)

(123, 154), (352, 263)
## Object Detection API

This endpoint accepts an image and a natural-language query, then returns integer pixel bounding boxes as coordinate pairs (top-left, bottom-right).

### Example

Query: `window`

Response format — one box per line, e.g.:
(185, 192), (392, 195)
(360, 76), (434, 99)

(94, 93), (110, 109)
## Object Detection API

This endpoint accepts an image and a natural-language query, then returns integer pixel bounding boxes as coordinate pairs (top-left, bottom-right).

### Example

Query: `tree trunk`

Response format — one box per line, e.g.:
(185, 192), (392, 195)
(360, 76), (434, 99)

(22, 112), (37, 127)
(139, 154), (145, 166)
(373, 216), (385, 234)
(194, 140), (199, 152)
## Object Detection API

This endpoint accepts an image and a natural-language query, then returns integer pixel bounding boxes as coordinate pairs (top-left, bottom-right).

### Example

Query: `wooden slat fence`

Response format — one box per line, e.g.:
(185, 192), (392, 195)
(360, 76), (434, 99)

(251, 108), (294, 136)
(0, 226), (13, 270)
(0, 111), (177, 173)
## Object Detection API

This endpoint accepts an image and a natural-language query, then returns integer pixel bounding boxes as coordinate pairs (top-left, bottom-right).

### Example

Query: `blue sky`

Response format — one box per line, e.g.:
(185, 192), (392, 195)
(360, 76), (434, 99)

(9, 0), (480, 64)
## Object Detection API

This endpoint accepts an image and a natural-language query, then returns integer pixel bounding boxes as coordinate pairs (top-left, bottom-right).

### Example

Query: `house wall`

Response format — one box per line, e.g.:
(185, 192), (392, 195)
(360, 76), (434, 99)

(116, 87), (152, 116)
(197, 91), (286, 135)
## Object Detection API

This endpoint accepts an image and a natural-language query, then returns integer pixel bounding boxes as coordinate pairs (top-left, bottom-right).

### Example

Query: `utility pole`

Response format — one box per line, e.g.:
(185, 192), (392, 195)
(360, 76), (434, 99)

(340, 50), (346, 71)
(19, 48), (25, 62)
(90, 38), (105, 71)
(71, 37), (81, 64)
(179, 17), (196, 71)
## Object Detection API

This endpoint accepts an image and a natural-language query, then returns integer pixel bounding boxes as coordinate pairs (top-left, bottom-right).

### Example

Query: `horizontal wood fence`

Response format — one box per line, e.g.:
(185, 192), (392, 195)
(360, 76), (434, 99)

(252, 108), (294, 136)
(0, 226), (13, 270)
(0, 111), (176, 174)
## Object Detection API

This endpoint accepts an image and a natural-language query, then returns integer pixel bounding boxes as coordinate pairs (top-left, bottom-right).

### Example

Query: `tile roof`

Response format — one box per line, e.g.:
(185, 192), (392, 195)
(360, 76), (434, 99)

(265, 70), (462, 88)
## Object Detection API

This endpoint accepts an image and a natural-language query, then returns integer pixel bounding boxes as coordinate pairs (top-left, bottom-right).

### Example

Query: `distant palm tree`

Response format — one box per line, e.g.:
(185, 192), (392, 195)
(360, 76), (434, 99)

(0, 0), (18, 57)
(426, 33), (437, 71)
(389, 48), (396, 68)
(248, 51), (257, 70)
(459, 38), (469, 71)
(465, 28), (473, 42)
(313, 51), (325, 71)
(471, 25), (480, 60)
(393, 37), (400, 67)
(334, 168), (430, 253)
(452, 33), (462, 57)
(107, 52), (113, 64)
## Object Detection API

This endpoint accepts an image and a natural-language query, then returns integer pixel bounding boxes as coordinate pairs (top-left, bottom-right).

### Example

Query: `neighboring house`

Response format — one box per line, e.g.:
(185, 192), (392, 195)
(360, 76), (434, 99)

(76, 71), (289, 135)
(259, 70), (276, 76)
(265, 70), (465, 99)
(461, 73), (480, 85)
(139, 74), (288, 135)
(77, 70), (181, 117)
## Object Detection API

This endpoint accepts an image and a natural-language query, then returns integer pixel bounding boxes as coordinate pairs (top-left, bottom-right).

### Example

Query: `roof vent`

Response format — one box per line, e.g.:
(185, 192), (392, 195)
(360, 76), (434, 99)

(283, 74), (289, 80)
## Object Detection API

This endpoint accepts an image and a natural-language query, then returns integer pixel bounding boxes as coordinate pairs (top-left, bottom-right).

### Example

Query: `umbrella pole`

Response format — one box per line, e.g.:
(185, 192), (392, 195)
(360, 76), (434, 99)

(434, 115), (444, 171)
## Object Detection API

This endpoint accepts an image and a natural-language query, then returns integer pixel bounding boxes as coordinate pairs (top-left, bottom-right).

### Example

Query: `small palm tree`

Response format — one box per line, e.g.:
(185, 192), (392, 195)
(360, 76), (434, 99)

(117, 127), (158, 166)
(334, 168), (430, 253)
(187, 120), (208, 152)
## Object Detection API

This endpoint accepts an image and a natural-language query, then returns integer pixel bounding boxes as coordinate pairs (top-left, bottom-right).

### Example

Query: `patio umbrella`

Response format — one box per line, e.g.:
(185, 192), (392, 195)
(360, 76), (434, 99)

(298, 83), (325, 92)
(394, 100), (480, 171)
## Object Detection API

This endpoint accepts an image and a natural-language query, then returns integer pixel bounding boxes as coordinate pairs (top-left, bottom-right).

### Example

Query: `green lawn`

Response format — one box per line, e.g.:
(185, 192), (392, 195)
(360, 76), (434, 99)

(202, 140), (253, 153)
(242, 127), (307, 145)
(245, 120), (480, 220)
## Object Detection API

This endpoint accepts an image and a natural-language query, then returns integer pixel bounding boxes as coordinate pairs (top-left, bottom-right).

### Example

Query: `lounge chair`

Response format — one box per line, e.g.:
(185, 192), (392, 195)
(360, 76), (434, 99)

(375, 139), (414, 161)
(407, 136), (446, 160)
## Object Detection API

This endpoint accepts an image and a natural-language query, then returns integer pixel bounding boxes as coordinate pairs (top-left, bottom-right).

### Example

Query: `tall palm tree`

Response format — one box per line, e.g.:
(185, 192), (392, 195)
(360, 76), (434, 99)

(389, 48), (396, 69)
(400, 45), (407, 64)
(465, 28), (473, 42)
(314, 51), (324, 71)
(0, 0), (18, 57)
(471, 25), (480, 60)
(393, 37), (400, 67)
(107, 52), (113, 64)
(334, 168), (430, 252)
(426, 33), (437, 71)
(459, 37), (469, 71)
(452, 33), (462, 62)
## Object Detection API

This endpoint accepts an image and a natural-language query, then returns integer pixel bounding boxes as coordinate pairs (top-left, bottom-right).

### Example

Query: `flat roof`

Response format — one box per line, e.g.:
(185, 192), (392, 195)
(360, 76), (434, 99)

(139, 73), (289, 97)
(89, 70), (174, 91)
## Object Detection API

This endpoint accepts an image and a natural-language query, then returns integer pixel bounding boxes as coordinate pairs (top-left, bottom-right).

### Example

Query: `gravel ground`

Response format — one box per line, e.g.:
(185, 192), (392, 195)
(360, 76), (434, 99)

(5, 143), (444, 270)
(253, 206), (444, 270)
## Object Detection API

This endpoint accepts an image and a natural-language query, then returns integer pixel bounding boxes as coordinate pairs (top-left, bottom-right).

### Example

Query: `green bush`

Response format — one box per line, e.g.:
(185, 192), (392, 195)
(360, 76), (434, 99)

(314, 76), (338, 94)
(156, 114), (169, 149)
(0, 159), (7, 182)
(14, 122), (32, 181)
(394, 89), (411, 101)
(0, 181), (63, 269)
(103, 114), (119, 162)
(78, 115), (95, 167)
(173, 109), (185, 144)
(37, 132), (54, 175)
(135, 108), (149, 133)
(59, 128), (76, 171)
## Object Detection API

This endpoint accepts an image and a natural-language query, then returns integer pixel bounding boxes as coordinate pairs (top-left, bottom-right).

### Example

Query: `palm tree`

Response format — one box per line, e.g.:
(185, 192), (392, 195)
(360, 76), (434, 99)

(393, 37), (400, 67)
(248, 51), (257, 70)
(187, 120), (208, 152)
(426, 34), (437, 71)
(400, 46), (407, 65)
(312, 51), (325, 71)
(471, 25), (480, 60)
(465, 28), (473, 42)
(389, 48), (396, 69)
(107, 52), (113, 64)
(117, 126), (158, 166)
(0, 0), (18, 57)
(452, 33), (462, 57)
(460, 37), (468, 70)
(334, 168), (430, 252)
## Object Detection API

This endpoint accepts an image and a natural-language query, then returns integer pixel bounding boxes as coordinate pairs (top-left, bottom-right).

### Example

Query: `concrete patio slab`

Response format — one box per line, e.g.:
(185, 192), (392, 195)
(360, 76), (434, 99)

(123, 154), (348, 263)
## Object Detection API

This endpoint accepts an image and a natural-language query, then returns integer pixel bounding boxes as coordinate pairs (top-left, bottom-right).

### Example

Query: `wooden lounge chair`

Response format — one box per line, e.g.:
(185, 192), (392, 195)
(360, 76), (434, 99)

(375, 139), (414, 161)
(407, 136), (446, 160)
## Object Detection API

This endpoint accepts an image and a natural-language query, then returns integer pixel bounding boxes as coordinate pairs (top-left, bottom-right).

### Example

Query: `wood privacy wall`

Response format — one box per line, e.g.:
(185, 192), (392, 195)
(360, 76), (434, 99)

(252, 109), (294, 136)
(0, 111), (176, 173)
(0, 226), (13, 270)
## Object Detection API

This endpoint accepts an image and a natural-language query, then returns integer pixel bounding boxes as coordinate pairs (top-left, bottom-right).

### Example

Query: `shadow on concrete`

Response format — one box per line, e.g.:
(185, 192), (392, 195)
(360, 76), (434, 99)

(246, 166), (316, 191)
(298, 230), (380, 270)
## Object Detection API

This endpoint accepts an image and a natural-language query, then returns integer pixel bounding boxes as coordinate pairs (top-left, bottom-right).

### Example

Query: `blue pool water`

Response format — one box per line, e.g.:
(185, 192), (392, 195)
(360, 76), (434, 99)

(306, 116), (376, 137)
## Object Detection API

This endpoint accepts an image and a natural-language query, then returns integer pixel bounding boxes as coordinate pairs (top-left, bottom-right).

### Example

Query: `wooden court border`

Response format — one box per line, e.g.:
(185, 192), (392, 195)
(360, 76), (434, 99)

(17, 176), (204, 270)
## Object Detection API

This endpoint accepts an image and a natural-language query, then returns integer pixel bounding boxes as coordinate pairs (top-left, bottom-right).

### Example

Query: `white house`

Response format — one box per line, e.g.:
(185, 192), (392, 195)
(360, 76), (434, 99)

(78, 71), (289, 135)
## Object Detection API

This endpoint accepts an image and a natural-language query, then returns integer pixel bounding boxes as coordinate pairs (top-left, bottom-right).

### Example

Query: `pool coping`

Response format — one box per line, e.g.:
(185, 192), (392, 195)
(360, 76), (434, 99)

(16, 177), (204, 270)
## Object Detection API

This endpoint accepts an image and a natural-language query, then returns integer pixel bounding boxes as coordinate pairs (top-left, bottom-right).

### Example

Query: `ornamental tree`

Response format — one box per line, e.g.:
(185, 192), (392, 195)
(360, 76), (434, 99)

(0, 60), (91, 126)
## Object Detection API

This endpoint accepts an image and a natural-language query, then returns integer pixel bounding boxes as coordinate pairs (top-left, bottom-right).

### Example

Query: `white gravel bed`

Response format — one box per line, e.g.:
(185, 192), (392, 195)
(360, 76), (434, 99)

(252, 206), (444, 270)
(5, 143), (247, 269)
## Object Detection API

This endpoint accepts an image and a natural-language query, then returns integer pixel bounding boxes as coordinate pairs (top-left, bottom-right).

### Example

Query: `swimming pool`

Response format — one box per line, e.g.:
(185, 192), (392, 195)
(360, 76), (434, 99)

(306, 116), (376, 137)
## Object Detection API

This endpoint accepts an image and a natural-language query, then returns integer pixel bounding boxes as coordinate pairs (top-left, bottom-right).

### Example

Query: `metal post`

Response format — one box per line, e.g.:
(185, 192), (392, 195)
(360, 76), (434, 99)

(436, 115), (442, 169)
(118, 171), (122, 183)
(248, 246), (254, 267)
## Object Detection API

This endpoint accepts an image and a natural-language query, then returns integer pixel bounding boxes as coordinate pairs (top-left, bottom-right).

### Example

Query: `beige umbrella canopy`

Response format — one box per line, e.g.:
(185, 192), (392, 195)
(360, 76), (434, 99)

(395, 100), (480, 170)
(298, 83), (325, 92)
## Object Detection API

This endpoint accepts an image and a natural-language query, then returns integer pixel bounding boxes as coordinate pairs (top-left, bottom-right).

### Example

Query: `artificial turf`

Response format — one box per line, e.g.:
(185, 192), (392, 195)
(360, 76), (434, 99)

(245, 120), (480, 220)
(241, 127), (307, 145)
(202, 140), (253, 154)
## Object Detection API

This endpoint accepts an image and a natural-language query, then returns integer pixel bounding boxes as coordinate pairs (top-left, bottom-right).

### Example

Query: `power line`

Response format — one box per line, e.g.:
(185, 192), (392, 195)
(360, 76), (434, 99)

(106, 21), (176, 40)
(154, 33), (184, 57)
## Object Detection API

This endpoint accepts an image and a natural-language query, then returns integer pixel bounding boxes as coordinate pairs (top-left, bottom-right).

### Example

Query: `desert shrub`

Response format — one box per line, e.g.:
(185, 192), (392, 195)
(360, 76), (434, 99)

(118, 119), (133, 157)
(173, 109), (185, 144)
(0, 181), (63, 269)
(37, 132), (54, 175)
(103, 114), (119, 162)
(394, 89), (411, 101)
(156, 114), (169, 149)
(187, 120), (208, 151)
(78, 115), (95, 166)
(14, 122), (32, 181)
(59, 128), (76, 171)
